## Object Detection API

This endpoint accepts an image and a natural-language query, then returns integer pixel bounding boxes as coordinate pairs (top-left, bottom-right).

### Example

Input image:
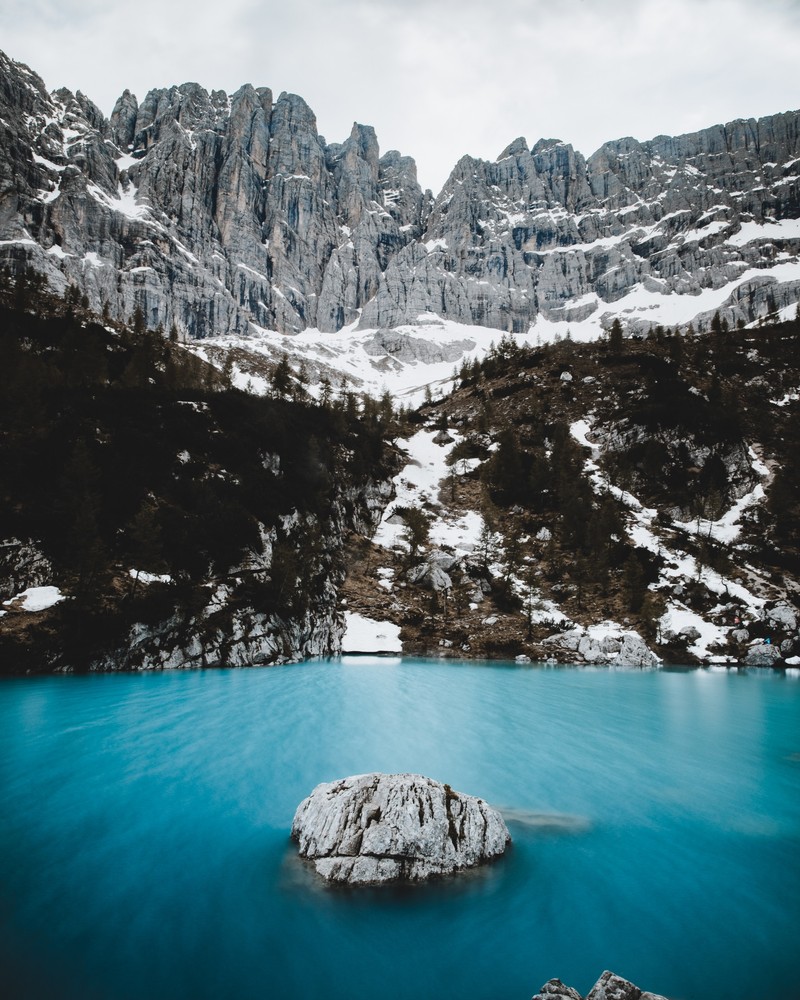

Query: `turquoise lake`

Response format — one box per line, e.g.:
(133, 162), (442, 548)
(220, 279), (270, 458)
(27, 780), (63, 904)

(1, 658), (799, 1000)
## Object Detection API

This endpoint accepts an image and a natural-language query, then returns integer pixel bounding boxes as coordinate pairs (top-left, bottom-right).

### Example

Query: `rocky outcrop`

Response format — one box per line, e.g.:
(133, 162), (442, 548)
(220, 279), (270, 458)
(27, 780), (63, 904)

(82, 476), (395, 673)
(544, 625), (660, 667)
(1, 47), (798, 346)
(766, 600), (798, 632)
(291, 772), (510, 883)
(364, 118), (800, 334)
(0, 539), (54, 596)
(407, 549), (461, 591)
(533, 970), (669, 1000)
(744, 642), (782, 667)
(86, 600), (343, 673)
(0, 49), (426, 340)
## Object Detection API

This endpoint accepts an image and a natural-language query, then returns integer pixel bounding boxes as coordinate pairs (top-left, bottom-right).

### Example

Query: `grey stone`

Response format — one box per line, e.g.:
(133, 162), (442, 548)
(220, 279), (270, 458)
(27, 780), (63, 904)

(407, 550), (459, 591)
(767, 601), (798, 632)
(586, 970), (669, 1000)
(744, 643), (782, 666)
(407, 562), (453, 592)
(291, 773), (510, 883)
(546, 627), (659, 667)
(531, 979), (584, 1000)
(532, 972), (669, 1000)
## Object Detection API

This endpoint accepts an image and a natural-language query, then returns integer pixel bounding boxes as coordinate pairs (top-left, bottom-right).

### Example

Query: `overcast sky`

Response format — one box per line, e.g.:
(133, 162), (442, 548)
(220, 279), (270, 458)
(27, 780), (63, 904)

(2, 0), (798, 193)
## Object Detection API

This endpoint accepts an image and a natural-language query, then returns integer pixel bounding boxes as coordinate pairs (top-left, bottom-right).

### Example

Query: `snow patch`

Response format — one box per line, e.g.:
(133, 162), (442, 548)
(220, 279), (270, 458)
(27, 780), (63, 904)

(3, 586), (66, 612)
(128, 569), (173, 585)
(727, 218), (800, 247)
(660, 603), (729, 661)
(342, 612), (402, 653)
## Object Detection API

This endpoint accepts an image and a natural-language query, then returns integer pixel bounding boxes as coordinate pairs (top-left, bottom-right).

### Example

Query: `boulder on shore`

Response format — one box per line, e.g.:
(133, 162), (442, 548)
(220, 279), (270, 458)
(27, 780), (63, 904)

(291, 772), (510, 884)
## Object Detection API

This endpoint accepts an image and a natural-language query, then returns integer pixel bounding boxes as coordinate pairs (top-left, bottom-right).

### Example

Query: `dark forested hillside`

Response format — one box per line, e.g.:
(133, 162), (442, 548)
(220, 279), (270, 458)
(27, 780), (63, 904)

(0, 278), (397, 672)
(2, 262), (799, 671)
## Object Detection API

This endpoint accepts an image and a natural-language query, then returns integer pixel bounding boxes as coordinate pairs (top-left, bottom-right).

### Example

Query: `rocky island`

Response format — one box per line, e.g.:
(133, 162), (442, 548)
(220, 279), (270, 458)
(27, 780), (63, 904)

(291, 773), (510, 884)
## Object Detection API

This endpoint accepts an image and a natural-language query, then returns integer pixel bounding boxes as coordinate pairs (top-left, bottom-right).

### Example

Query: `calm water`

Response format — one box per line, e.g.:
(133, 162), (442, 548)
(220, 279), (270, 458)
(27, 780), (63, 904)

(1, 659), (799, 1000)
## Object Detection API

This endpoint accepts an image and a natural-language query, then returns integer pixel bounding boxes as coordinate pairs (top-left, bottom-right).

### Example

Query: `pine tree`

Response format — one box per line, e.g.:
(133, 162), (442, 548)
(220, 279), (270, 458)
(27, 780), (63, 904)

(484, 428), (524, 506)
(319, 376), (333, 409)
(477, 519), (500, 575)
(622, 552), (646, 612)
(608, 318), (624, 354)
(57, 441), (107, 599)
(125, 498), (164, 598)
(132, 305), (146, 336)
(271, 355), (293, 397)
(401, 508), (430, 559)
(522, 562), (541, 638)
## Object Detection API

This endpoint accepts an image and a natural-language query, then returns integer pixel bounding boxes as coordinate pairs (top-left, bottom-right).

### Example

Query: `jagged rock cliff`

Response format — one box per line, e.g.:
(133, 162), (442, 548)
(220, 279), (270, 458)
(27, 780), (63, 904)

(0, 49), (429, 339)
(364, 120), (800, 334)
(1, 48), (798, 346)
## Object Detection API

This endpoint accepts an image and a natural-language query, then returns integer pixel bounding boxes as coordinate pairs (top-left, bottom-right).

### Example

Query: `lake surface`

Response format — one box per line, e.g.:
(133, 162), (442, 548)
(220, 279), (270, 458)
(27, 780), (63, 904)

(1, 659), (799, 1000)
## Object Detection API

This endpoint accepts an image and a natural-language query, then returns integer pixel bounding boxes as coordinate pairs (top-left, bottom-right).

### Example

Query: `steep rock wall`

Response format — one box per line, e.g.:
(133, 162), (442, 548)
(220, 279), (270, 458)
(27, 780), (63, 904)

(1, 48), (798, 341)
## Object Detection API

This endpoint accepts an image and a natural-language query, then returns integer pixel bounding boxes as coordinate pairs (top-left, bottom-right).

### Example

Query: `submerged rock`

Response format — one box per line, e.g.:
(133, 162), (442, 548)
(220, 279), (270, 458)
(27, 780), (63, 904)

(291, 772), (510, 883)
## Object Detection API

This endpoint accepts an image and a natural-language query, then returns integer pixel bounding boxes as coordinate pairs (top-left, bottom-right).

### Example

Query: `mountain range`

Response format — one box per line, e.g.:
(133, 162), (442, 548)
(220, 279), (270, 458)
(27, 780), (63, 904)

(1, 47), (799, 373)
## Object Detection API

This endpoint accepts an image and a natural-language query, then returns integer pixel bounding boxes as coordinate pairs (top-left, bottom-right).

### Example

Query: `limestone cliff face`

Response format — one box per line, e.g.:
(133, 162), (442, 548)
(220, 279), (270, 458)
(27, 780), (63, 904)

(0, 50), (427, 338)
(77, 476), (395, 674)
(364, 120), (800, 332)
(1, 47), (798, 339)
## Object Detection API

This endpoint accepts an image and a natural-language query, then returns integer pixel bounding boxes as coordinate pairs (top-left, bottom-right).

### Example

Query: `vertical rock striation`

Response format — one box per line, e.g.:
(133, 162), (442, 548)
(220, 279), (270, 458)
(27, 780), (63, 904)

(0, 49), (426, 338)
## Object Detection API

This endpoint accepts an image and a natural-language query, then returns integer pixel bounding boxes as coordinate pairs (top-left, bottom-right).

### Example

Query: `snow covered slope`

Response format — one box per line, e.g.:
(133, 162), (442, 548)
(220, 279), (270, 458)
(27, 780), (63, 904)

(339, 324), (800, 668)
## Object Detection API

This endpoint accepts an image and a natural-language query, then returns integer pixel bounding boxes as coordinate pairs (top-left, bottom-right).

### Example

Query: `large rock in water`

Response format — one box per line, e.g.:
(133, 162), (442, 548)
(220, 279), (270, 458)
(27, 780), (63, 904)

(291, 773), (510, 884)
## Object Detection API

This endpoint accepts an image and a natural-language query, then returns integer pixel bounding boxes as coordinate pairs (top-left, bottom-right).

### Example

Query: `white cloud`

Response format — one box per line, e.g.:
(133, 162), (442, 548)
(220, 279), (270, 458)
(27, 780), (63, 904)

(2, 0), (799, 193)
